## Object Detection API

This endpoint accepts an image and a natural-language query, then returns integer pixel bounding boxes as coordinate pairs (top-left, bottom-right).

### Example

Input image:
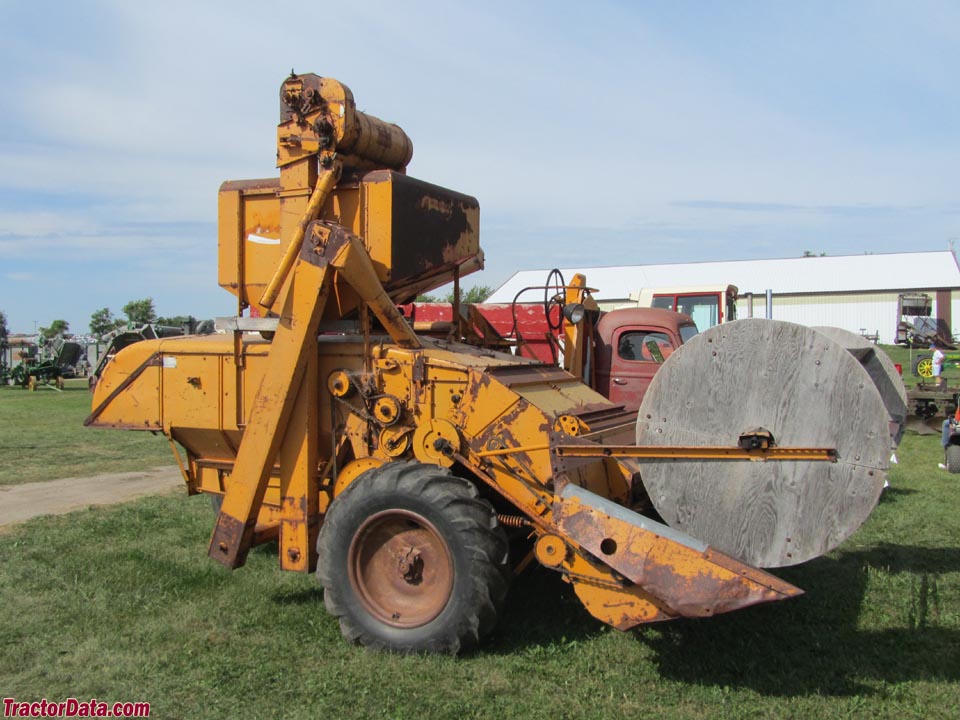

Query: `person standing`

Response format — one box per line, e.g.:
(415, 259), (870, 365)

(931, 343), (946, 391)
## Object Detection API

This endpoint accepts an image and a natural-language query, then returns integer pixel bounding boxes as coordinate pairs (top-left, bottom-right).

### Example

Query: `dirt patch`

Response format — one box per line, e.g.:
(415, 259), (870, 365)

(0, 466), (183, 530)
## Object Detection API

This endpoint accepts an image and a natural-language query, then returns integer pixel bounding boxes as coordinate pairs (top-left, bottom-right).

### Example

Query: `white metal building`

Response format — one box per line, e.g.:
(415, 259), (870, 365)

(487, 250), (960, 344)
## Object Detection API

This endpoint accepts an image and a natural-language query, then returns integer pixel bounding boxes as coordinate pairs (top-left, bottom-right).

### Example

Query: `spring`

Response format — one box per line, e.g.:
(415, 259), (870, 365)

(497, 514), (532, 528)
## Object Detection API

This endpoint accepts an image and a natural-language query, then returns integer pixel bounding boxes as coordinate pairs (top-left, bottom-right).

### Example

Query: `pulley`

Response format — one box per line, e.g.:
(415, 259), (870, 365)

(373, 396), (402, 426)
(327, 370), (352, 398)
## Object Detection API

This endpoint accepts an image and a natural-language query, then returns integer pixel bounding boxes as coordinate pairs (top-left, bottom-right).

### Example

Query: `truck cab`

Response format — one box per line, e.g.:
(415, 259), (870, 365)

(632, 284), (738, 331)
(593, 307), (698, 411)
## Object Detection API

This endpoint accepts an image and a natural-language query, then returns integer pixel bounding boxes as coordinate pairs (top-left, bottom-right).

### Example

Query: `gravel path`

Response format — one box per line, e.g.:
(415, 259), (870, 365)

(0, 466), (183, 529)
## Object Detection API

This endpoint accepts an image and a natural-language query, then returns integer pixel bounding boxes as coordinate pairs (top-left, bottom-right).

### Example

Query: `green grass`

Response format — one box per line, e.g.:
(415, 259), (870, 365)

(1, 432), (958, 719)
(0, 378), (174, 485)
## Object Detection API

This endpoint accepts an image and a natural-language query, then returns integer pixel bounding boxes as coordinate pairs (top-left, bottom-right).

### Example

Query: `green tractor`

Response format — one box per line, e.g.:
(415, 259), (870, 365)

(913, 351), (960, 379)
(8, 360), (64, 390)
(5, 337), (86, 390)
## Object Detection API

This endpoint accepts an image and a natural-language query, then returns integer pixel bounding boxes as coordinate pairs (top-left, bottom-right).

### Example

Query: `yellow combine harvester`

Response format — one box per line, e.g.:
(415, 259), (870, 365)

(87, 72), (895, 653)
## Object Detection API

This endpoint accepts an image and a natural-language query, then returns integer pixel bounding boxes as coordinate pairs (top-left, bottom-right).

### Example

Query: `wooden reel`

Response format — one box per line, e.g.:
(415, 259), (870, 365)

(636, 319), (890, 568)
(811, 326), (908, 447)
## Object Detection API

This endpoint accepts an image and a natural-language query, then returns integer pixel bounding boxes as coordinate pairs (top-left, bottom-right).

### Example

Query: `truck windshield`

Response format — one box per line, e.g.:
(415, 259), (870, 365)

(652, 294), (722, 329)
(676, 294), (719, 329)
(680, 325), (699, 343)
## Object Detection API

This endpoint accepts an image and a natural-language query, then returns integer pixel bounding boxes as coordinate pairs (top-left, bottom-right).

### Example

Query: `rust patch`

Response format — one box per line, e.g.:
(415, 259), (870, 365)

(640, 558), (775, 618)
(220, 177), (282, 194)
(208, 512), (257, 569)
(554, 496), (802, 620)
(388, 174), (477, 282)
(412, 353), (425, 384)
(302, 220), (351, 267)
(703, 547), (804, 598)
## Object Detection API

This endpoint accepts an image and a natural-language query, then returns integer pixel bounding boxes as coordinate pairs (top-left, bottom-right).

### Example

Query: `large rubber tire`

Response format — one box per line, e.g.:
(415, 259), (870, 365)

(316, 461), (510, 654)
(947, 445), (960, 474)
(913, 354), (933, 378)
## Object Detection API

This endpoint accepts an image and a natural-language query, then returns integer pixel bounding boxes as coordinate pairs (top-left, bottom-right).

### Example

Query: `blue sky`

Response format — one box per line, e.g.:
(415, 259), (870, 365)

(1, 1), (958, 335)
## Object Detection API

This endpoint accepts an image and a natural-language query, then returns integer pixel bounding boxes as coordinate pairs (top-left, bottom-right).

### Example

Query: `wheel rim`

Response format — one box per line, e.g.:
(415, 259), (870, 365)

(348, 509), (454, 628)
(918, 358), (933, 378)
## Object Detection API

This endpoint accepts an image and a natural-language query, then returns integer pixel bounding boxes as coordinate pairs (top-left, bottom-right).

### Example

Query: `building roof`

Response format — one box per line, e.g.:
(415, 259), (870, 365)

(487, 250), (960, 302)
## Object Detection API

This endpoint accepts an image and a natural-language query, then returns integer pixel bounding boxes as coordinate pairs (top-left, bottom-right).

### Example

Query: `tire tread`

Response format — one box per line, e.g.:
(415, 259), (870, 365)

(947, 444), (960, 473)
(317, 461), (509, 654)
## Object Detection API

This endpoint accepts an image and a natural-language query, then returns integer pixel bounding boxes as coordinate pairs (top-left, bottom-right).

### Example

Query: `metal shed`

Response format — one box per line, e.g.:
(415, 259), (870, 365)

(487, 250), (960, 344)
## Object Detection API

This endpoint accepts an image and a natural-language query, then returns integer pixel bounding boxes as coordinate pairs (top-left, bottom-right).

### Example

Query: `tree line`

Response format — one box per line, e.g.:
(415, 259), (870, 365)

(6, 298), (195, 342)
(4, 290), (492, 344)
(416, 286), (492, 304)
(89, 298), (195, 339)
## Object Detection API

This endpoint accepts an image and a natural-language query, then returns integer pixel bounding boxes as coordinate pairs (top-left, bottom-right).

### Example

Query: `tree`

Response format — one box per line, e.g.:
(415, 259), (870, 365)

(39, 319), (70, 340)
(156, 315), (192, 328)
(122, 298), (157, 325)
(461, 285), (493, 304)
(0, 310), (8, 345)
(417, 285), (493, 304)
(89, 308), (117, 338)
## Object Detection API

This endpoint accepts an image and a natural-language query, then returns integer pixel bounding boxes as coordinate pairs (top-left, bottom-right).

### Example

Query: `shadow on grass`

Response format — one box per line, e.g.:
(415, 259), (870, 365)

(256, 534), (960, 693)
(267, 563), (605, 652)
(489, 567), (607, 652)
(481, 543), (960, 695)
(640, 543), (960, 697)
(877, 486), (918, 504)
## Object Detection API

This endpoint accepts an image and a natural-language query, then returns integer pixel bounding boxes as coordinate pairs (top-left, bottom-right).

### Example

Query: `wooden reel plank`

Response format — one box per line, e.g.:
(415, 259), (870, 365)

(636, 319), (889, 568)
(811, 326), (908, 447)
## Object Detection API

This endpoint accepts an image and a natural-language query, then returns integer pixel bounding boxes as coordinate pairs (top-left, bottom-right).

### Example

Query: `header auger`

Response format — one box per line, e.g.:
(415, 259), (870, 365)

(88, 72), (894, 653)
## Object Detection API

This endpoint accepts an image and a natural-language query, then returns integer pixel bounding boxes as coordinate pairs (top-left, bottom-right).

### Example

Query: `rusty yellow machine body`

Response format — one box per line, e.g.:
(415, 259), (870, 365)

(88, 73), (877, 653)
